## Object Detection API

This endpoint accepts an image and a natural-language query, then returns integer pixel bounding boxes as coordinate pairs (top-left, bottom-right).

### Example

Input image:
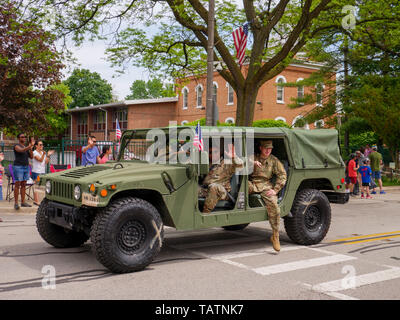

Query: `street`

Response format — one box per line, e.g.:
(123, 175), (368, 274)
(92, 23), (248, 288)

(1, 188), (400, 300)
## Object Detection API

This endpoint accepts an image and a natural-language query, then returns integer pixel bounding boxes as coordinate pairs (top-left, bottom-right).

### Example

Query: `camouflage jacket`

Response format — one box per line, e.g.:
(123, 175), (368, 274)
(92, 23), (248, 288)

(249, 154), (287, 193)
(203, 156), (244, 192)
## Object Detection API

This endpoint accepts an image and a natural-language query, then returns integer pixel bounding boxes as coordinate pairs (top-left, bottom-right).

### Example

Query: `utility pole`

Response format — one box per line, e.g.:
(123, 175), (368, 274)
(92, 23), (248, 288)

(205, 0), (216, 126)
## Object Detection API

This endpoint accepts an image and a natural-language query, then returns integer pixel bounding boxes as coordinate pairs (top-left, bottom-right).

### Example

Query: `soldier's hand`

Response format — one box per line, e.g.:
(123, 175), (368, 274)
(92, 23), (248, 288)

(225, 144), (236, 159)
(266, 189), (277, 196)
(254, 161), (262, 168)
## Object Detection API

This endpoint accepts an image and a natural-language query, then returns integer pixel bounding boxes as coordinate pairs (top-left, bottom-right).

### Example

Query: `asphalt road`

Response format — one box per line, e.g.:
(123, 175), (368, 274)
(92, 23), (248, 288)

(1, 189), (400, 301)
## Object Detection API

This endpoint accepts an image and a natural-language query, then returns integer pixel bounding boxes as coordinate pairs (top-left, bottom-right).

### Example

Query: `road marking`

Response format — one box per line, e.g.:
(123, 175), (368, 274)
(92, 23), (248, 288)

(302, 283), (359, 300)
(253, 254), (357, 276)
(311, 267), (400, 293)
(330, 231), (400, 242)
(344, 234), (400, 245)
(169, 236), (263, 250)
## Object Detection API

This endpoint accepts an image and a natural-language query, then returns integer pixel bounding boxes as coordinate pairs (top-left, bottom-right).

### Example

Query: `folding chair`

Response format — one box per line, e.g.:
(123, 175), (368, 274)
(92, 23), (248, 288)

(5, 164), (34, 202)
(50, 164), (71, 173)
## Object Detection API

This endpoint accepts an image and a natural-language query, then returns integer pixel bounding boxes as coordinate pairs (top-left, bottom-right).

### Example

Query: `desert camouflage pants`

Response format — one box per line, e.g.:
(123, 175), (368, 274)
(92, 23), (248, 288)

(198, 183), (229, 213)
(248, 181), (280, 233)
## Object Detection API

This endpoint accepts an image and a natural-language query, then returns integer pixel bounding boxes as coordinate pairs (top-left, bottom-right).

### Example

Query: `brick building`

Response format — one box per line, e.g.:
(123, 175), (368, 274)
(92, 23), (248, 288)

(66, 60), (327, 141)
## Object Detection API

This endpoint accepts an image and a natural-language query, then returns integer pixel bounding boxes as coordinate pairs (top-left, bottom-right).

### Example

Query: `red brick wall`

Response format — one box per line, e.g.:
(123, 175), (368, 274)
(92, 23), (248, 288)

(128, 102), (177, 129)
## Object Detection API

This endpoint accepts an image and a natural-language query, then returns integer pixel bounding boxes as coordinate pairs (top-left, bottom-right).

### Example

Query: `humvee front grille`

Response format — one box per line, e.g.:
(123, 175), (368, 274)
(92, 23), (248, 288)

(52, 181), (73, 199)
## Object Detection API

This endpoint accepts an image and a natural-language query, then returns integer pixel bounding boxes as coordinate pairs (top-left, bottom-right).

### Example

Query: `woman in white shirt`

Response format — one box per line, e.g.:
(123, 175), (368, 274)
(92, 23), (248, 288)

(32, 141), (54, 205)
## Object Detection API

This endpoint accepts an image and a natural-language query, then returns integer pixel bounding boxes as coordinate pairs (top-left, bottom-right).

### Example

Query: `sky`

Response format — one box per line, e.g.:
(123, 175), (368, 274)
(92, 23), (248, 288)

(63, 40), (149, 101)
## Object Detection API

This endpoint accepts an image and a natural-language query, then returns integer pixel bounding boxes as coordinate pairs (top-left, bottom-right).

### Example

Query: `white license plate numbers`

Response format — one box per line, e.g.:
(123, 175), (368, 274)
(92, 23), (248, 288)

(82, 192), (99, 206)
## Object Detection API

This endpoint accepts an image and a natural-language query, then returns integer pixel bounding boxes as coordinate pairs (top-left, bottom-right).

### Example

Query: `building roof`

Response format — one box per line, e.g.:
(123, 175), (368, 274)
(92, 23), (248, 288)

(65, 96), (179, 113)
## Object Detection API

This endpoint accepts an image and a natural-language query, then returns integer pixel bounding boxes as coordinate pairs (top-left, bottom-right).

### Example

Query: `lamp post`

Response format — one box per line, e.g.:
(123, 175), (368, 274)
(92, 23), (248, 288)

(205, 0), (216, 126)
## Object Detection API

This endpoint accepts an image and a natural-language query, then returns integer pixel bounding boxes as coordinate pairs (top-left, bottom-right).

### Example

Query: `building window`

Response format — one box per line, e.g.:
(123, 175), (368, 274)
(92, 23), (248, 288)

(292, 115), (309, 130)
(316, 83), (324, 106)
(77, 112), (88, 140)
(181, 120), (188, 125)
(112, 108), (128, 130)
(226, 82), (234, 105)
(274, 116), (287, 123)
(213, 82), (218, 105)
(225, 117), (235, 124)
(196, 84), (203, 108)
(276, 76), (286, 103)
(182, 87), (188, 110)
(314, 120), (325, 128)
(93, 110), (105, 131)
(297, 78), (304, 105)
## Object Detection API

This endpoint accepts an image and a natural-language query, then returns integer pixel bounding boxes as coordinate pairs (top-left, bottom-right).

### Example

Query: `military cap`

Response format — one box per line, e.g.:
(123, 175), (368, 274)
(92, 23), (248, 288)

(259, 140), (273, 149)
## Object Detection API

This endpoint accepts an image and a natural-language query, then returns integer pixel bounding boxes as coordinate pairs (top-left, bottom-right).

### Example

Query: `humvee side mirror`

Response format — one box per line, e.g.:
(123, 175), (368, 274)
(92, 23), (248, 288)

(198, 151), (209, 175)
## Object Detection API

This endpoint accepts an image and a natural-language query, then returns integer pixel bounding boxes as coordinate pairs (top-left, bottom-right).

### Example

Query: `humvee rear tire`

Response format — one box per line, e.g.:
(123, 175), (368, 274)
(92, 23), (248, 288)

(90, 197), (164, 273)
(36, 199), (89, 248)
(284, 189), (331, 245)
(222, 224), (249, 231)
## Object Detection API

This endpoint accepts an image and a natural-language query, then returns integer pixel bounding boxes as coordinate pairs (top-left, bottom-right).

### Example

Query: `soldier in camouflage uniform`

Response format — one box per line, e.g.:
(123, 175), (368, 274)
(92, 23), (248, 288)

(248, 140), (287, 252)
(199, 143), (244, 213)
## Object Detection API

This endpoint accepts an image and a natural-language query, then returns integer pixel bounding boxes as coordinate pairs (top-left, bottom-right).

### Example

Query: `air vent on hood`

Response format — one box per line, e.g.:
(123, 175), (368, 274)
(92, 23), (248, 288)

(60, 166), (110, 178)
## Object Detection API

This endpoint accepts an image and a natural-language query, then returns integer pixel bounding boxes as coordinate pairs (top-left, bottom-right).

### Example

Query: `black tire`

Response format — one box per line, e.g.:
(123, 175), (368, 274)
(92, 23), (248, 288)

(36, 199), (89, 248)
(284, 188), (331, 245)
(90, 197), (164, 273)
(222, 223), (249, 231)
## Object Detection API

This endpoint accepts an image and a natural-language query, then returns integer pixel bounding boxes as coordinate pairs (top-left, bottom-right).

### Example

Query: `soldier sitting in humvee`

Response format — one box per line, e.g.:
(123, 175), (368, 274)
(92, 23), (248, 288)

(198, 143), (243, 213)
(248, 140), (287, 252)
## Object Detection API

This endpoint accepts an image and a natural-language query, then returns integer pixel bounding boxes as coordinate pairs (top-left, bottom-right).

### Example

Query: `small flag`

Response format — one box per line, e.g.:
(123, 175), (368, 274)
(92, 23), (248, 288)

(232, 23), (249, 66)
(193, 122), (204, 151)
(116, 118), (122, 140)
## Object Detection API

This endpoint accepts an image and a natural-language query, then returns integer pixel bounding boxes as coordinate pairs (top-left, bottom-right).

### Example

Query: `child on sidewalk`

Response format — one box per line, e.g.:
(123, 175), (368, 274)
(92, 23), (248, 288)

(359, 159), (373, 199)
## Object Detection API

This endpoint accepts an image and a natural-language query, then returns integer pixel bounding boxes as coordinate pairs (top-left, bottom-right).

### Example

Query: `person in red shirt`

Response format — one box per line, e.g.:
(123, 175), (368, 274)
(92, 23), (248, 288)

(346, 153), (359, 197)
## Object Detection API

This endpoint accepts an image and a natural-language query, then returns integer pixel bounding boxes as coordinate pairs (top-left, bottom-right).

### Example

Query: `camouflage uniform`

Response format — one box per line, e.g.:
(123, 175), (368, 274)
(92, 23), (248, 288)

(248, 150), (287, 233)
(199, 156), (244, 213)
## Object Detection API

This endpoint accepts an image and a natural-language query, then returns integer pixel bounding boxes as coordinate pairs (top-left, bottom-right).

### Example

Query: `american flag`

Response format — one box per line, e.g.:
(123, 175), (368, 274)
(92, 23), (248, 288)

(116, 118), (122, 140)
(232, 23), (249, 66)
(193, 122), (204, 151)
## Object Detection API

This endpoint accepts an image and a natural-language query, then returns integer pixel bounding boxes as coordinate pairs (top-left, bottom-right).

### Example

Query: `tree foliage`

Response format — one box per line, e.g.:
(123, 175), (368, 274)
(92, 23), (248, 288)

(0, 1), (64, 136)
(125, 78), (175, 100)
(21, 0), (356, 126)
(64, 68), (113, 108)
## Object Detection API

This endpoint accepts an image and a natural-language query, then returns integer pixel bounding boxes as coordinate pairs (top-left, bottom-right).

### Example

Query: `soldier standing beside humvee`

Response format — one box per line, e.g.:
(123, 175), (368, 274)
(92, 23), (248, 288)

(248, 140), (287, 252)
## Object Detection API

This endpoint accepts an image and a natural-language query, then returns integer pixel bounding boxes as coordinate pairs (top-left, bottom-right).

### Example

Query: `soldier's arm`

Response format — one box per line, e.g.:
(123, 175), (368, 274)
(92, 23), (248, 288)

(273, 159), (287, 193)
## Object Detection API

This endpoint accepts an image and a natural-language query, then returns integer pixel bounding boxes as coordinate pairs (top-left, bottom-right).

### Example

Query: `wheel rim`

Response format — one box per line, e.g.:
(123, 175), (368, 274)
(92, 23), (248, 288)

(117, 220), (147, 255)
(304, 206), (323, 232)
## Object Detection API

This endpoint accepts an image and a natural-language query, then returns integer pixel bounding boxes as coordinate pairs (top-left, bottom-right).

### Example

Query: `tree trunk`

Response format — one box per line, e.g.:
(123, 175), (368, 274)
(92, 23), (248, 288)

(235, 85), (258, 127)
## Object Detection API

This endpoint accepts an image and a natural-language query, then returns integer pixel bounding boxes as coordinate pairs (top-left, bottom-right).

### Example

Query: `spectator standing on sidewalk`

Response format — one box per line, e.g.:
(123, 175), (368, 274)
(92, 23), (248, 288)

(364, 144), (372, 158)
(346, 153), (359, 197)
(98, 145), (112, 164)
(13, 134), (34, 210)
(359, 159), (373, 199)
(0, 153), (3, 222)
(32, 141), (55, 205)
(369, 145), (386, 194)
(82, 136), (100, 166)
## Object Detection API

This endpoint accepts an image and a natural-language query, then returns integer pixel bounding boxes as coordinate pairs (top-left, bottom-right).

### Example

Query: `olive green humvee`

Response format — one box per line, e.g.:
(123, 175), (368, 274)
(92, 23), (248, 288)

(36, 126), (348, 273)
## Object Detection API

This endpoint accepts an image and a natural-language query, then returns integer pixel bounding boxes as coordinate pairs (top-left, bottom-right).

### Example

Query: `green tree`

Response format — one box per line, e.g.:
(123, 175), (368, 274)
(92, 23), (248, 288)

(125, 78), (175, 100)
(64, 68), (113, 108)
(0, 1), (64, 136)
(23, 0), (356, 126)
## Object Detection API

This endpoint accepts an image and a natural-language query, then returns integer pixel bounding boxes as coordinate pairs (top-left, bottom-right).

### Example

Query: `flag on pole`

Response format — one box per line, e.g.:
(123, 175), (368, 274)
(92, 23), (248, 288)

(232, 23), (249, 66)
(116, 118), (122, 140)
(193, 122), (204, 151)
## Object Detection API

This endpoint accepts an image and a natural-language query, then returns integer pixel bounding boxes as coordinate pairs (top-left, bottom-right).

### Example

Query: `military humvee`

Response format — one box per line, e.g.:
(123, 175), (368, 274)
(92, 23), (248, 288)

(36, 126), (348, 273)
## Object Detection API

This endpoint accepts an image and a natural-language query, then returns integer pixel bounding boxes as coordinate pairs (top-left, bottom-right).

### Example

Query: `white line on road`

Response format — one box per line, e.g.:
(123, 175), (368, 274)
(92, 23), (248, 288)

(311, 266), (400, 293)
(169, 236), (263, 250)
(253, 254), (357, 276)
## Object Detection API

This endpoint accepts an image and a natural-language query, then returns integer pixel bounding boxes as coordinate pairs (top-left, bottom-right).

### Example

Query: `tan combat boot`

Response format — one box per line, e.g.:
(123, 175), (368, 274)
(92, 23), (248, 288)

(270, 231), (280, 252)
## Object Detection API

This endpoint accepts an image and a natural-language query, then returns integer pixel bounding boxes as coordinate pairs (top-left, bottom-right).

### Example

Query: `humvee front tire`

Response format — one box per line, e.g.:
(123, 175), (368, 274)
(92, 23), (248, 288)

(36, 199), (89, 248)
(90, 197), (164, 273)
(284, 189), (331, 245)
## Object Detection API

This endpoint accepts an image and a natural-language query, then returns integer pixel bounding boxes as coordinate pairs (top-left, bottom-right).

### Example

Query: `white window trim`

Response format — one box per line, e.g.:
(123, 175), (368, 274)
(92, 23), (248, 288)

(225, 117), (235, 124)
(181, 120), (189, 125)
(314, 120), (325, 128)
(274, 116), (287, 123)
(195, 84), (204, 108)
(292, 115), (310, 130)
(226, 82), (234, 105)
(182, 86), (189, 110)
(276, 75), (286, 104)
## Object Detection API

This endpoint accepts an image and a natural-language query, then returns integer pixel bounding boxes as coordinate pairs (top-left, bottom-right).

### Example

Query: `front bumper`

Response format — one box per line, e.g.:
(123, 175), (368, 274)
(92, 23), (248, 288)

(322, 191), (350, 204)
(47, 201), (81, 230)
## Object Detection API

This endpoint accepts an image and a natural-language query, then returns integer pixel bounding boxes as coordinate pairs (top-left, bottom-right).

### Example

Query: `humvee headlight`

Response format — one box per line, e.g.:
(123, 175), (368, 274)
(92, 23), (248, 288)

(45, 181), (51, 194)
(74, 185), (82, 200)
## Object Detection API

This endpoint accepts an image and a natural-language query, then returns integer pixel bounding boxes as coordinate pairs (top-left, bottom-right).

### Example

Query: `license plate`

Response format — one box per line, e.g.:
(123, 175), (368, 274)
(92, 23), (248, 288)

(82, 192), (99, 207)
